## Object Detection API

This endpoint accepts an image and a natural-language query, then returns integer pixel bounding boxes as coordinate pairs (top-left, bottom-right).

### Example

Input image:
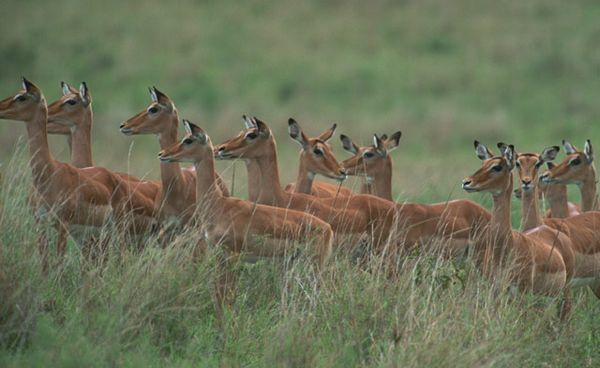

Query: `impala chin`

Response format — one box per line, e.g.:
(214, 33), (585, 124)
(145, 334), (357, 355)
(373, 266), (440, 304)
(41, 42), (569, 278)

(120, 127), (134, 135)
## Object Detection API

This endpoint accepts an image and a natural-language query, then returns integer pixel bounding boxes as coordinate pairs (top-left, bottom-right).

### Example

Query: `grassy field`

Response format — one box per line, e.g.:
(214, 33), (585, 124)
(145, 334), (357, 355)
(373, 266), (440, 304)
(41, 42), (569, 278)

(1, 0), (600, 366)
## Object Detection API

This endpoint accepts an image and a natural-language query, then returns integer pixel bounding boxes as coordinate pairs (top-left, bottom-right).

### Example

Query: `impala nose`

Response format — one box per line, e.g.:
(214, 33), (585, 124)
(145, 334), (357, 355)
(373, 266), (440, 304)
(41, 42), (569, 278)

(521, 178), (532, 189)
(462, 179), (472, 188)
(119, 123), (125, 129)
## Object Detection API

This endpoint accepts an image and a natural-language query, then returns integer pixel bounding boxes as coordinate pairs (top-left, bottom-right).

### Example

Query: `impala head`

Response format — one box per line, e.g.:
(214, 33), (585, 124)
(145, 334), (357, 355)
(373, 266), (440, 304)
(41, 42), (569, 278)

(462, 141), (515, 195)
(512, 145), (559, 193)
(158, 120), (211, 163)
(120, 86), (176, 135)
(340, 131), (401, 177)
(0, 77), (46, 122)
(540, 140), (594, 185)
(214, 115), (273, 160)
(288, 118), (346, 181)
(47, 82), (92, 134)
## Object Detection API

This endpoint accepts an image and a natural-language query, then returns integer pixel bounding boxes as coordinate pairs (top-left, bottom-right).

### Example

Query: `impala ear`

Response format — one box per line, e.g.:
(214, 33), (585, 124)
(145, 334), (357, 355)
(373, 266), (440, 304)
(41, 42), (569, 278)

(373, 134), (386, 157)
(340, 134), (358, 155)
(149, 87), (157, 102)
(79, 82), (91, 106)
(563, 140), (577, 155)
(243, 114), (256, 129)
(540, 146), (560, 163)
(150, 86), (173, 110)
(317, 123), (337, 142)
(182, 119), (207, 144)
(61, 81), (72, 96)
(584, 139), (594, 163)
(253, 116), (270, 138)
(474, 140), (493, 160)
(288, 118), (309, 148)
(22, 77), (42, 100)
(501, 144), (515, 169)
(384, 131), (402, 152)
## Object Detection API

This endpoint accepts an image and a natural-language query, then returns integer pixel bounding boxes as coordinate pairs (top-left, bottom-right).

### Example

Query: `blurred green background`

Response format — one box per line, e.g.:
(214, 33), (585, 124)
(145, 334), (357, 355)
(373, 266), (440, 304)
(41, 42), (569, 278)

(1, 0), (599, 203)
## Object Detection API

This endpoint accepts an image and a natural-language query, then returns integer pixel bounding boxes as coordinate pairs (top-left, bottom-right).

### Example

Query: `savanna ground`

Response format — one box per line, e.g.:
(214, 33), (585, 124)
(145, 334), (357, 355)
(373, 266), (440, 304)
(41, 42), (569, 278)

(1, 0), (600, 366)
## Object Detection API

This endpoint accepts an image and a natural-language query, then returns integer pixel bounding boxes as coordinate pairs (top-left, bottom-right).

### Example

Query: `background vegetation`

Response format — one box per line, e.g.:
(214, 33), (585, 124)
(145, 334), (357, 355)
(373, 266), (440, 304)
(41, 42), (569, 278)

(1, 0), (599, 366)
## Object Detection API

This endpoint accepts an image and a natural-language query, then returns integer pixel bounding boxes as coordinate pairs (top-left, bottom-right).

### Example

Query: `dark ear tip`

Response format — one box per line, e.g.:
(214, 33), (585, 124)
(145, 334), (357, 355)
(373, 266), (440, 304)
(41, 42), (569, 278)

(287, 118), (296, 125)
(553, 145), (560, 151)
(331, 123), (337, 129)
(562, 139), (566, 144)
(473, 140), (480, 148)
(60, 81), (65, 86)
(340, 134), (348, 140)
(496, 142), (505, 149)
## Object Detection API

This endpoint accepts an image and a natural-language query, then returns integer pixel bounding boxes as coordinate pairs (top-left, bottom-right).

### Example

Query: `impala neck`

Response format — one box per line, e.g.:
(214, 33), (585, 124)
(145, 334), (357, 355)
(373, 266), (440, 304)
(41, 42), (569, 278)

(244, 140), (285, 206)
(70, 108), (93, 167)
(194, 157), (222, 210)
(294, 157), (315, 194)
(361, 160), (393, 200)
(26, 106), (54, 186)
(489, 174), (514, 247)
(543, 183), (569, 218)
(580, 167), (599, 212)
(157, 113), (184, 194)
(520, 187), (543, 231)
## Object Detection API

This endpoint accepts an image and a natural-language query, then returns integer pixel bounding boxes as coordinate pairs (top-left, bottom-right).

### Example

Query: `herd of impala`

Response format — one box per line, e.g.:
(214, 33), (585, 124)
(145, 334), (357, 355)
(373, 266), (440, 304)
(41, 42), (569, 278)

(1, 78), (599, 319)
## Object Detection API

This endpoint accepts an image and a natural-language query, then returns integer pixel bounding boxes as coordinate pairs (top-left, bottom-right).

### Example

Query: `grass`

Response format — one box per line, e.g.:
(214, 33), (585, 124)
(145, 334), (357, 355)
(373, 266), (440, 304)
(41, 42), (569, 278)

(1, 0), (600, 366)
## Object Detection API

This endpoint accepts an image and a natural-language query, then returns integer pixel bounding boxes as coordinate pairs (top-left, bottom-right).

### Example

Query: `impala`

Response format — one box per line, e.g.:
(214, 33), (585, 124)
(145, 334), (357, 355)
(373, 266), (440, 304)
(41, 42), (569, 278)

(462, 141), (573, 318)
(322, 130), (492, 256)
(0, 78), (156, 270)
(541, 140), (599, 212)
(47, 82), (160, 203)
(513, 145), (600, 297)
(284, 119), (354, 198)
(119, 87), (229, 230)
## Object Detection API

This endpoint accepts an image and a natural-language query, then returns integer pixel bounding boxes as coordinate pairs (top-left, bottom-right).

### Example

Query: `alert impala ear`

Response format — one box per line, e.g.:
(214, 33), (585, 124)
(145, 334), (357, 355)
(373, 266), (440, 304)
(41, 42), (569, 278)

(340, 134), (358, 155)
(182, 119), (207, 144)
(79, 82), (91, 106)
(474, 140), (493, 160)
(384, 131), (402, 152)
(563, 140), (577, 155)
(501, 144), (515, 169)
(22, 77), (42, 101)
(243, 114), (256, 129)
(373, 134), (386, 157)
(253, 116), (270, 138)
(317, 123), (337, 142)
(61, 81), (73, 96)
(584, 139), (594, 163)
(150, 86), (173, 111)
(539, 146), (560, 163)
(288, 118), (309, 148)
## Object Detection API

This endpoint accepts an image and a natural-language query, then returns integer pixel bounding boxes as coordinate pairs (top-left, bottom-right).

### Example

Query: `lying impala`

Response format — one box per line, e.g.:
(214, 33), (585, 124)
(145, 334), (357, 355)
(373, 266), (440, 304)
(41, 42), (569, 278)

(462, 141), (573, 318)
(541, 140), (599, 213)
(0, 78), (156, 270)
(158, 119), (333, 267)
(120, 87), (229, 230)
(513, 145), (600, 297)
(47, 81), (160, 203)
(287, 124), (491, 255)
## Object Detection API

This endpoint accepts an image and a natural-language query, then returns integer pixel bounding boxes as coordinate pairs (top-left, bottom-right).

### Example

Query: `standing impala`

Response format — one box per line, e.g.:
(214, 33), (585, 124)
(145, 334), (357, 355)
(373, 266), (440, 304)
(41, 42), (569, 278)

(462, 141), (573, 318)
(512, 145), (600, 297)
(159, 119), (333, 266)
(284, 119), (354, 198)
(541, 140), (599, 213)
(303, 129), (492, 255)
(119, 87), (229, 230)
(0, 78), (155, 270)
(47, 82), (160, 203)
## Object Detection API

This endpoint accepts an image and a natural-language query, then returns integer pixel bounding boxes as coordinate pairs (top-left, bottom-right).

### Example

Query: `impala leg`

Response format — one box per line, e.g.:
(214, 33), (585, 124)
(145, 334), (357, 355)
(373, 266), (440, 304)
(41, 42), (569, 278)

(56, 221), (69, 258)
(37, 221), (49, 274)
(214, 252), (238, 323)
(559, 287), (572, 322)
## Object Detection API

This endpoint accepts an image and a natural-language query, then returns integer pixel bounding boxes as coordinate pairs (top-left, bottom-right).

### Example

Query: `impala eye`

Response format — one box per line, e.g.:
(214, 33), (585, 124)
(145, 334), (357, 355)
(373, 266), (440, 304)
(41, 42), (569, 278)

(246, 132), (257, 140)
(183, 138), (194, 145)
(570, 158), (581, 166)
(148, 106), (159, 114)
(363, 151), (375, 159)
(491, 165), (503, 172)
(313, 148), (323, 156)
(65, 99), (77, 106)
(15, 95), (26, 102)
